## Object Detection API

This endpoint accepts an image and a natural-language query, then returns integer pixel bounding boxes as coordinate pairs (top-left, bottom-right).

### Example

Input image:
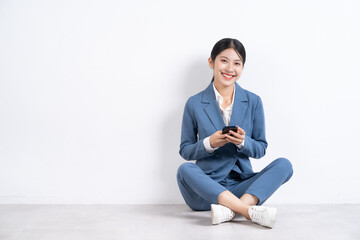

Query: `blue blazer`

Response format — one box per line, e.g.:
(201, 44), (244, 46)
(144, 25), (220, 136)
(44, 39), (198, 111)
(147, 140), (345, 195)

(179, 82), (268, 182)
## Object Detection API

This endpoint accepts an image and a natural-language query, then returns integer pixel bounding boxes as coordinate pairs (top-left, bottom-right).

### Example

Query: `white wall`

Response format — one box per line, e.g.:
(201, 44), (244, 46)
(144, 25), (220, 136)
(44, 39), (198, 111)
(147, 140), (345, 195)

(1, 0), (359, 204)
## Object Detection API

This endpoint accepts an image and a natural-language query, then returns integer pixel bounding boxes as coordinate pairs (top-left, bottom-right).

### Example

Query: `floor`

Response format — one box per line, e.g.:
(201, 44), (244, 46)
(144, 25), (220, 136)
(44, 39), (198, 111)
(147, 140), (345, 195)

(0, 204), (359, 240)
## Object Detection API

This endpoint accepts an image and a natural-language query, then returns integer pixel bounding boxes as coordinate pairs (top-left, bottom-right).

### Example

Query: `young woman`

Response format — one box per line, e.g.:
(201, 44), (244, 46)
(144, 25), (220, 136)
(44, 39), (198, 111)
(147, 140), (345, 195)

(176, 38), (293, 228)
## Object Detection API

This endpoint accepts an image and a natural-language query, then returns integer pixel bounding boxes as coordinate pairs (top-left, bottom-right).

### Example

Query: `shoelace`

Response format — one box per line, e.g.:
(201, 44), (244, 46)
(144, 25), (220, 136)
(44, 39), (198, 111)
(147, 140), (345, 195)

(220, 207), (234, 220)
(250, 207), (265, 222)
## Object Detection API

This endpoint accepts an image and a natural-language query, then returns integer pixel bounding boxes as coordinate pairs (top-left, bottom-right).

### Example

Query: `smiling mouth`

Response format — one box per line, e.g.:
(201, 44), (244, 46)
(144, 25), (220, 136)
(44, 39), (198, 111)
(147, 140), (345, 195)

(222, 73), (235, 80)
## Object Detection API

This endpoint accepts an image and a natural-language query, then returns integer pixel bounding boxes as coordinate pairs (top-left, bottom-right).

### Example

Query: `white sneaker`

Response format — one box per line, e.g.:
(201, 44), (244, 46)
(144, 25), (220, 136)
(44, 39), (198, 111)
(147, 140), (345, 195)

(248, 206), (277, 228)
(211, 204), (236, 225)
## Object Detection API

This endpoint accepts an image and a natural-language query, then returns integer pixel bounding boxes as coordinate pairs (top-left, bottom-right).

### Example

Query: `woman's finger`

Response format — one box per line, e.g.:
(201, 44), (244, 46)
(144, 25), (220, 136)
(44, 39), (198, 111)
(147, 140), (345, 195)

(225, 134), (240, 143)
(235, 126), (246, 135)
(226, 134), (245, 144)
(229, 130), (241, 138)
(241, 129), (246, 135)
(218, 132), (227, 139)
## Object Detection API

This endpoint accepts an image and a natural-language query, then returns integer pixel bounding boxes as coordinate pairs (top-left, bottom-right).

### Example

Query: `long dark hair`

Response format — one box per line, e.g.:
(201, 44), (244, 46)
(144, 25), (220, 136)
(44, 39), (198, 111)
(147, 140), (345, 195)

(210, 38), (246, 82)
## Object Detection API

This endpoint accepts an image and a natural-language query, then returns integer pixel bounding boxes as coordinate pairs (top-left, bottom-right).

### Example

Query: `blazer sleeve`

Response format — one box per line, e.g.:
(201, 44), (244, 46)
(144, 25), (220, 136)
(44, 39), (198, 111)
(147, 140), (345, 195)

(236, 96), (268, 159)
(179, 98), (214, 160)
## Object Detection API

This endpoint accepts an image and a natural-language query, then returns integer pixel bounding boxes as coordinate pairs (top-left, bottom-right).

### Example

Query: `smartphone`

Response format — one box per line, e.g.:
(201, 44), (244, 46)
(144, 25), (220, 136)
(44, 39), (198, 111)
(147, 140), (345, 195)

(222, 126), (238, 134)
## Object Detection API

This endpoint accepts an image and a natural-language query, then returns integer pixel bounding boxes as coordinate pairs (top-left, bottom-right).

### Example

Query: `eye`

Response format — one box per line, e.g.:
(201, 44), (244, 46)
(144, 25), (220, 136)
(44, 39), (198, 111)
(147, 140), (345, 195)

(221, 59), (227, 63)
(235, 62), (241, 66)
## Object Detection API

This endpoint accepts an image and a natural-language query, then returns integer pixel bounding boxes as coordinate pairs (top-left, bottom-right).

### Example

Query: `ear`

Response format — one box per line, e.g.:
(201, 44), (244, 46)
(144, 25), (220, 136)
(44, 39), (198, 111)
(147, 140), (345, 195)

(208, 57), (214, 69)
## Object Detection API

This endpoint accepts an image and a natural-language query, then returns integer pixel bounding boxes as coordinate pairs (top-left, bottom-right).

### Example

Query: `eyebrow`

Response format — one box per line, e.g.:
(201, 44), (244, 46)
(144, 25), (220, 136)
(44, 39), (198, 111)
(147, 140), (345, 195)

(219, 56), (242, 62)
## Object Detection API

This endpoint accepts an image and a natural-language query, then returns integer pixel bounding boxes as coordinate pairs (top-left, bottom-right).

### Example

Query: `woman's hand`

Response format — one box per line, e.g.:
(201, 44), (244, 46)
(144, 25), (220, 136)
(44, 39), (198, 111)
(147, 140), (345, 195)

(209, 131), (228, 148)
(225, 126), (246, 145)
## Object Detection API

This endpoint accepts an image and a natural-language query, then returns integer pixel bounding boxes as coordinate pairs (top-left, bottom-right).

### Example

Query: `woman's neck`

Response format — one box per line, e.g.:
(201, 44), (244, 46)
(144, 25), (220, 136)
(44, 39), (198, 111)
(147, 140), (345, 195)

(214, 82), (234, 101)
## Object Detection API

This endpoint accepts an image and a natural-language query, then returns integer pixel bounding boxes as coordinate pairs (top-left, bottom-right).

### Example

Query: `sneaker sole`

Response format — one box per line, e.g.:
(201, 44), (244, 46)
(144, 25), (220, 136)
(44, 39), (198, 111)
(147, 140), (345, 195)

(267, 208), (277, 228)
(211, 204), (218, 225)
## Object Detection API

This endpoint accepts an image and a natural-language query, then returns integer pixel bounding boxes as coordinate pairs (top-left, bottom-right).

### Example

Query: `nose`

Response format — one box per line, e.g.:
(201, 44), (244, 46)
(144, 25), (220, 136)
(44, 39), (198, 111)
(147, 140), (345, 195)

(225, 62), (234, 72)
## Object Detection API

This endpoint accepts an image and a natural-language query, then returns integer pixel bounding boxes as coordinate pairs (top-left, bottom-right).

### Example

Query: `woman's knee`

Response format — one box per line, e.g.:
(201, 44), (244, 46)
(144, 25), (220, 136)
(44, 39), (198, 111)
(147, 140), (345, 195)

(273, 157), (294, 179)
(177, 162), (195, 181)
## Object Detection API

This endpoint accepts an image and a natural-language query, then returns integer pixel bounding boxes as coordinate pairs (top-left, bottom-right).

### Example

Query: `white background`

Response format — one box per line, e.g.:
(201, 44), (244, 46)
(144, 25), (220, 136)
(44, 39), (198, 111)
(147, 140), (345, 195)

(1, 0), (359, 204)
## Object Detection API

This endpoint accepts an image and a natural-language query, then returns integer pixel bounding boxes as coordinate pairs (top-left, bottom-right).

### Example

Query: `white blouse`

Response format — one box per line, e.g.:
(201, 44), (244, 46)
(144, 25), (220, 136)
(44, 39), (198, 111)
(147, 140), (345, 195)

(203, 84), (245, 153)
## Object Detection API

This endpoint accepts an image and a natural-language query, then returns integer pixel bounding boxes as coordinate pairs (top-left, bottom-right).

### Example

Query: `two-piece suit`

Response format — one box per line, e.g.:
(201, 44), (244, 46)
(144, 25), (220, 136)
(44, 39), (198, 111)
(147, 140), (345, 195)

(179, 81), (267, 182)
(177, 82), (293, 211)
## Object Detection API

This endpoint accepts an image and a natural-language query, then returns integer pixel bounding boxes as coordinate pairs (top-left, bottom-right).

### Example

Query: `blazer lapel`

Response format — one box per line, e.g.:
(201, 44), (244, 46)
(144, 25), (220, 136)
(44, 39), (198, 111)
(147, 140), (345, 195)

(202, 83), (226, 131)
(229, 82), (249, 126)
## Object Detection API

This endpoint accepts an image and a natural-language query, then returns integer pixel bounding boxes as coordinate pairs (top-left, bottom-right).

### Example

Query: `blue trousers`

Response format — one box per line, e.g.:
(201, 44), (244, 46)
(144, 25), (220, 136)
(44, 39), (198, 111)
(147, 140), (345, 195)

(176, 158), (293, 211)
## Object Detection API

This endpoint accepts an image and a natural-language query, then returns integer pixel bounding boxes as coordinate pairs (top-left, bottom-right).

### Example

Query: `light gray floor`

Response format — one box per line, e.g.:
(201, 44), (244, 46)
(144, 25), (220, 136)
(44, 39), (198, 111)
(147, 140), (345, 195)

(0, 204), (359, 240)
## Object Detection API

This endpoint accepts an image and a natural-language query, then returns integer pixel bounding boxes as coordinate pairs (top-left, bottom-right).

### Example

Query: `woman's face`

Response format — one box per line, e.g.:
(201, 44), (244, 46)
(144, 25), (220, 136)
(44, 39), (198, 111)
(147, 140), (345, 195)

(208, 48), (243, 88)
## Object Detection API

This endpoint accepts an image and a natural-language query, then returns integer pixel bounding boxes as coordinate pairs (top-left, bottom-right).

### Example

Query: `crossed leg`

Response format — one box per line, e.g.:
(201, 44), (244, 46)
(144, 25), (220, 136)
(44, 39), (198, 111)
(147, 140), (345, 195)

(177, 158), (293, 220)
(217, 158), (293, 219)
(217, 191), (256, 219)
